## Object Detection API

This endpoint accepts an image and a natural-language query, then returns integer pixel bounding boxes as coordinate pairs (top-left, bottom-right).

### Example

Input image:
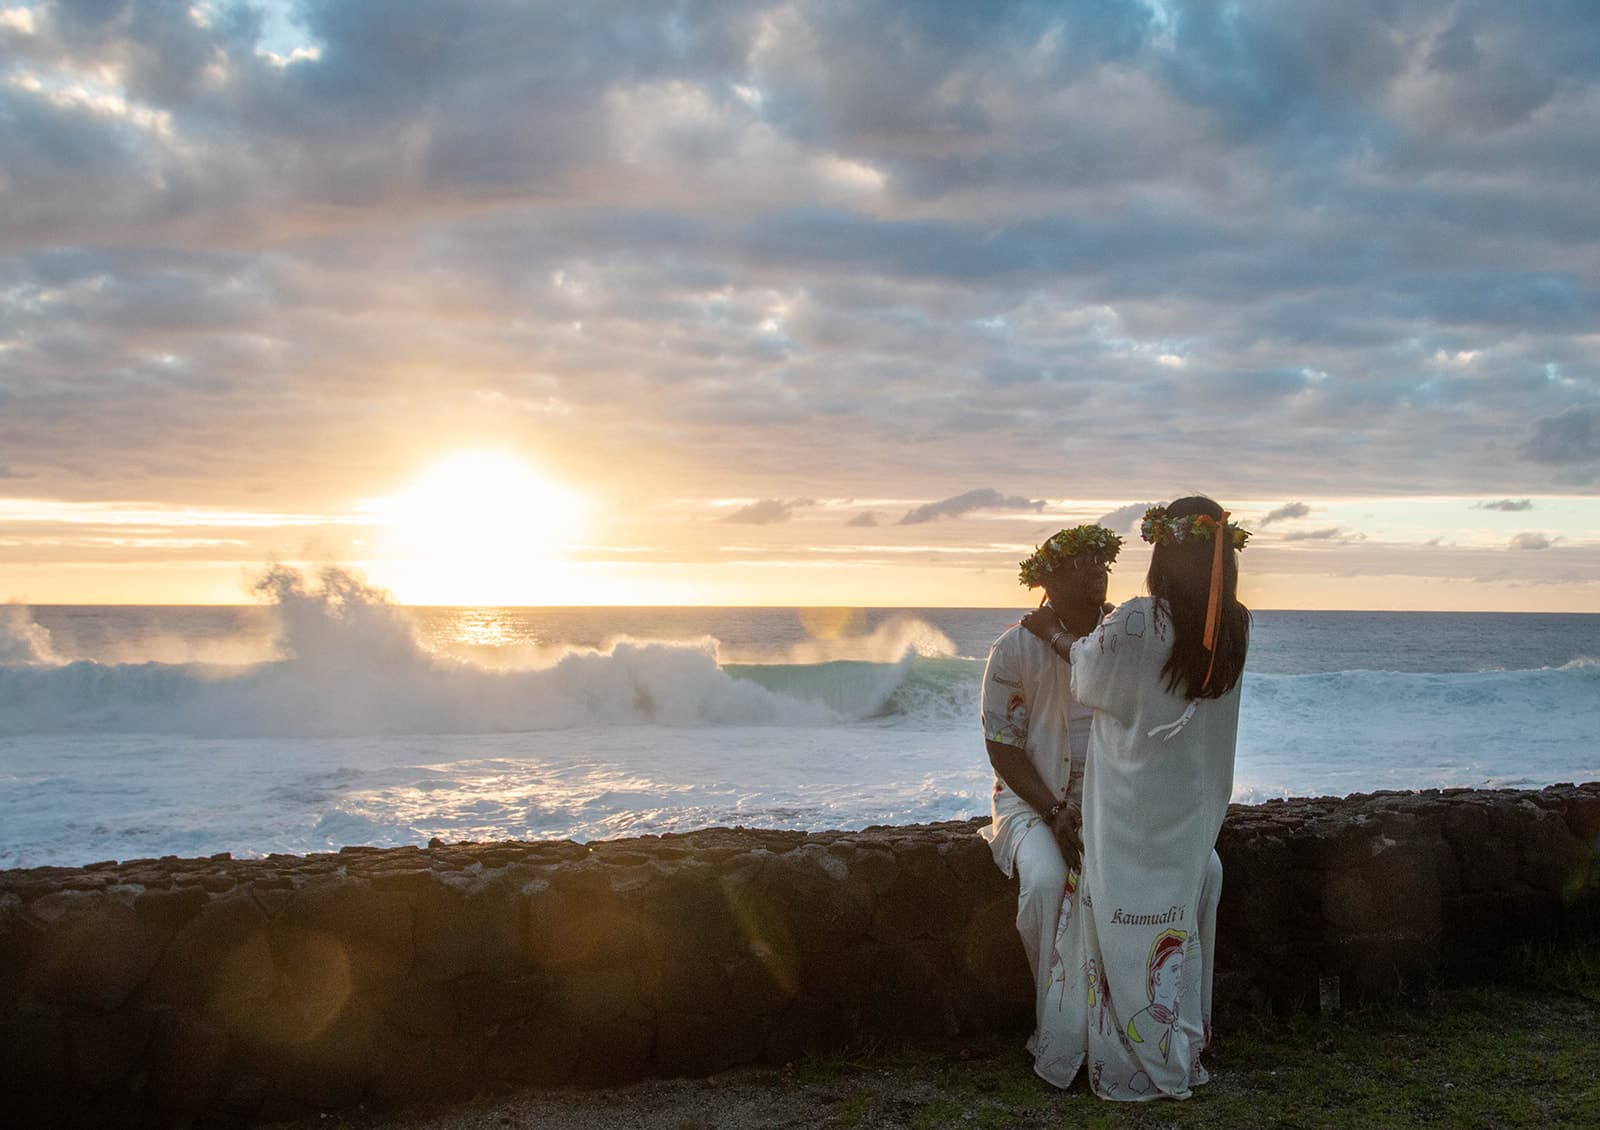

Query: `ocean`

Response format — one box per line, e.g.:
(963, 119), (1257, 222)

(2, 577), (1596, 869)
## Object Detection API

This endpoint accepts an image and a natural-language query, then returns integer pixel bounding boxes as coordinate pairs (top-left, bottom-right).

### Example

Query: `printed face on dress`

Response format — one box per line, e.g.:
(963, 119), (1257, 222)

(1150, 949), (1185, 1012)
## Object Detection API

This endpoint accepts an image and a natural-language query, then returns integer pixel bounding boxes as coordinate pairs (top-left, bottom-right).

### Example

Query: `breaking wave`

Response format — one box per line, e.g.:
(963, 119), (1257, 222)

(0, 568), (972, 737)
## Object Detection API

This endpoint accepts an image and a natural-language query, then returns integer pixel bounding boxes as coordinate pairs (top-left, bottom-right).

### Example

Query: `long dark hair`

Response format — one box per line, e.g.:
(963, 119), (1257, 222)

(1147, 495), (1251, 699)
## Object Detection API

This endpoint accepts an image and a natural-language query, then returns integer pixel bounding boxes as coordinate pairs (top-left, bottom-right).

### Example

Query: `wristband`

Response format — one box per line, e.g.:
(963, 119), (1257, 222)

(1047, 800), (1064, 821)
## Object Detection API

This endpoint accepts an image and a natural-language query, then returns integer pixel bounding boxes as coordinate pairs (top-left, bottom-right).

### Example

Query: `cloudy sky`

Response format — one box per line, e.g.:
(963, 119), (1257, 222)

(2, 0), (1597, 608)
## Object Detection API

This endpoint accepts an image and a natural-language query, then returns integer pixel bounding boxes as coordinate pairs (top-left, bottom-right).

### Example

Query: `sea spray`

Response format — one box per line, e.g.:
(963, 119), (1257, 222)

(0, 567), (872, 737)
(0, 603), (58, 666)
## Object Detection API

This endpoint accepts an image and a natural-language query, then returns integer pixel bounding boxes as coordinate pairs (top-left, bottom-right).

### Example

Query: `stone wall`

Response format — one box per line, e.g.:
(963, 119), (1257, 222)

(2, 784), (1597, 1127)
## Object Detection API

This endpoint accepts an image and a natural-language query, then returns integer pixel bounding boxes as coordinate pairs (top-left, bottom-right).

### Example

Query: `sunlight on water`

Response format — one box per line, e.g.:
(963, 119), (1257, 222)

(446, 609), (520, 649)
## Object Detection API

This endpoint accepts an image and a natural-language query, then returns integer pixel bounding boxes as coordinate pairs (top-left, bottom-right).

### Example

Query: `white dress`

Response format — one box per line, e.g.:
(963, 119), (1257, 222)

(1033, 596), (1239, 1100)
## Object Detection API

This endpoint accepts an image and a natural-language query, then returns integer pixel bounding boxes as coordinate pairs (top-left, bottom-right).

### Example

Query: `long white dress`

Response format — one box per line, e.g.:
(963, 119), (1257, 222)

(1033, 596), (1239, 1100)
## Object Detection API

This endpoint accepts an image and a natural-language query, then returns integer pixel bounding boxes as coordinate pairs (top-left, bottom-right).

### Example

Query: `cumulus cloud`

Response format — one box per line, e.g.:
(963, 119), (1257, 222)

(722, 498), (812, 525)
(1260, 502), (1312, 526)
(1519, 407), (1600, 465)
(1509, 532), (1553, 550)
(1, 0), (1598, 577)
(897, 489), (1045, 525)
(1473, 499), (1533, 511)
(1095, 502), (1155, 533)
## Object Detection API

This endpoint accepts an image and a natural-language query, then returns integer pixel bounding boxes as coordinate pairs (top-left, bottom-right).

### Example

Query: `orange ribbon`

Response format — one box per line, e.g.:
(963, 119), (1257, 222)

(1198, 510), (1230, 690)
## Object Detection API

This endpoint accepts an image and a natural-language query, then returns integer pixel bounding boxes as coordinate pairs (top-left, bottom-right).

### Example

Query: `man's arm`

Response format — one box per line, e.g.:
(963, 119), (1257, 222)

(981, 630), (1082, 863)
(1019, 601), (1117, 660)
(986, 740), (1082, 865)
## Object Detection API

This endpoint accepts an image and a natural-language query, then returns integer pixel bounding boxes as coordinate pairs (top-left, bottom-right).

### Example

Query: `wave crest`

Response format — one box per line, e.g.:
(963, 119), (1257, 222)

(0, 568), (866, 736)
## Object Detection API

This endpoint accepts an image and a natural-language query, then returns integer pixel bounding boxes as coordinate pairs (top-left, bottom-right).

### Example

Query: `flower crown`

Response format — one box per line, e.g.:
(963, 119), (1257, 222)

(1140, 506), (1251, 550)
(1018, 525), (1123, 587)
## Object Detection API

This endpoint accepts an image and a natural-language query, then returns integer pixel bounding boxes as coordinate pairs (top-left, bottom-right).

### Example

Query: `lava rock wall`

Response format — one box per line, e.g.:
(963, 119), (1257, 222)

(2, 784), (1596, 1126)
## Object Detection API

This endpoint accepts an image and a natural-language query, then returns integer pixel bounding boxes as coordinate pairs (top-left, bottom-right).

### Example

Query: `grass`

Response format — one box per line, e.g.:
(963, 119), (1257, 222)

(784, 940), (1600, 1129)
(262, 940), (1600, 1129)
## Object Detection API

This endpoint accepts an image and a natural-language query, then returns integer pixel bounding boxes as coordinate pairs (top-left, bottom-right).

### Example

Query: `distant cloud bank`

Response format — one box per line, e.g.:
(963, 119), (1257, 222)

(1261, 502), (1312, 526)
(898, 489), (1045, 525)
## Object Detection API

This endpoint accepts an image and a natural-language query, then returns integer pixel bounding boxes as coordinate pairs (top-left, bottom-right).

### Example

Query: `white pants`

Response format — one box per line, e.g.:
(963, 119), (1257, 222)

(1013, 819), (1071, 1044)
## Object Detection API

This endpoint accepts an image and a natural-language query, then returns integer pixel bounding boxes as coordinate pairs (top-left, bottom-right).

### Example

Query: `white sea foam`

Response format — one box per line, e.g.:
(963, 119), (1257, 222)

(0, 571), (853, 737)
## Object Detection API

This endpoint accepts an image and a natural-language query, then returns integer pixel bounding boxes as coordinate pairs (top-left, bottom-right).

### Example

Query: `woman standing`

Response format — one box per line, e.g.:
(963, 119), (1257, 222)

(1028, 495), (1251, 1100)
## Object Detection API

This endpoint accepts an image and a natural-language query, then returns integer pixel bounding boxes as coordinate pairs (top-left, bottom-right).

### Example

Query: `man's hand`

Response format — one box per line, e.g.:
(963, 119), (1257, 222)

(1020, 606), (1061, 644)
(1051, 800), (1083, 868)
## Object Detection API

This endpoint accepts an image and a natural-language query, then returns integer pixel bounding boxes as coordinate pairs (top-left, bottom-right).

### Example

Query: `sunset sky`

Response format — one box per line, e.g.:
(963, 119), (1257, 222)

(2, 1), (1597, 609)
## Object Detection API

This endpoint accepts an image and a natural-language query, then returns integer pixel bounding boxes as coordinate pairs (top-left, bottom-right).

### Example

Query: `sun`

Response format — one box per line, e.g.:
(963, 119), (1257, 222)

(368, 451), (585, 605)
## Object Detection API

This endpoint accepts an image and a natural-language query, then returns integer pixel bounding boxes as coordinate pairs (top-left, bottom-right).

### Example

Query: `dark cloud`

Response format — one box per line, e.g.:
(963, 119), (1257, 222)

(1, 0), (1598, 513)
(1509, 532), (1553, 550)
(1281, 527), (1347, 542)
(1520, 406), (1600, 465)
(722, 498), (813, 525)
(846, 511), (880, 527)
(897, 489), (1045, 525)
(1473, 499), (1533, 511)
(1260, 502), (1312, 526)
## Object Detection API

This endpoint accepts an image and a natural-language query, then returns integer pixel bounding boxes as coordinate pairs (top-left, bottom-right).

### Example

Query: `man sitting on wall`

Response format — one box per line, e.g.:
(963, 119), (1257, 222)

(979, 524), (1122, 1054)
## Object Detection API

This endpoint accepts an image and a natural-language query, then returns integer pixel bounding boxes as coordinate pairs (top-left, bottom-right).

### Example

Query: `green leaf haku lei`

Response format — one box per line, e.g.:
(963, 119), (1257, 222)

(1018, 525), (1124, 587)
(1140, 506), (1252, 550)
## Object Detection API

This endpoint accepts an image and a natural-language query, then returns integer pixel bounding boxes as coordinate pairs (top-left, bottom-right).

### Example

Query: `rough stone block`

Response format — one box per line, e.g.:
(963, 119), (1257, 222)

(574, 1007), (654, 1085)
(26, 888), (173, 1011)
(764, 997), (854, 1065)
(655, 1009), (766, 1076)
(146, 1009), (229, 1116)
(271, 995), (381, 1110)
(132, 884), (208, 931)
(66, 1009), (155, 1091)
(482, 1012), (581, 1087)
(369, 1034), (480, 1108)
(147, 890), (270, 1008)
(529, 870), (651, 972)
(449, 972), (548, 1027)
(413, 872), (528, 980)
(722, 951), (796, 1016)
(548, 965), (637, 1024)
(270, 877), (413, 991)
(0, 1003), (68, 1097)
(958, 892), (1032, 1011)
(636, 952), (729, 1014)
(0, 893), (38, 1011)
(379, 977), (459, 1037)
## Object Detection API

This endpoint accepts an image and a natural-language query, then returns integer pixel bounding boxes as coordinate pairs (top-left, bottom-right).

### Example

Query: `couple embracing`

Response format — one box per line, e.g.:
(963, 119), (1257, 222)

(980, 495), (1251, 1101)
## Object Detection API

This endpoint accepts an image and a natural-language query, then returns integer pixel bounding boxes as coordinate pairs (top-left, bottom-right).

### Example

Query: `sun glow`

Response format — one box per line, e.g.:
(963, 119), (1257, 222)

(368, 451), (585, 605)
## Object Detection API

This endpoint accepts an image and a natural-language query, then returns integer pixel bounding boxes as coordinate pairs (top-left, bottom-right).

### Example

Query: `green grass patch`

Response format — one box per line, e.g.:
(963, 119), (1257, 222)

(805, 942), (1600, 1128)
(260, 941), (1600, 1130)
